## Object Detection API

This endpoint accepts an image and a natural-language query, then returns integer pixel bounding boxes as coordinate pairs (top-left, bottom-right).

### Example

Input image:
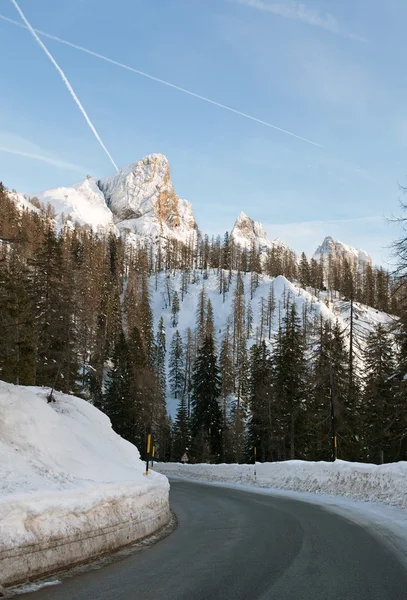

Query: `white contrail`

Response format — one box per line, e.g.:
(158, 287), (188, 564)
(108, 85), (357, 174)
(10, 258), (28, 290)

(1, 13), (323, 149)
(8, 2), (118, 171)
(0, 146), (88, 172)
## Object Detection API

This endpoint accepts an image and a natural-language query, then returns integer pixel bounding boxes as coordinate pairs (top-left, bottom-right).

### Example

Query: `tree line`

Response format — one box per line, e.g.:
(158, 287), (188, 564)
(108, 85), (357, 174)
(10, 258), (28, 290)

(1, 182), (407, 464)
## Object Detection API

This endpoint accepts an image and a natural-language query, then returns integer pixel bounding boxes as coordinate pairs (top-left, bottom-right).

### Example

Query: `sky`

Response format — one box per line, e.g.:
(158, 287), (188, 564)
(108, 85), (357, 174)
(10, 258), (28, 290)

(1, 0), (407, 266)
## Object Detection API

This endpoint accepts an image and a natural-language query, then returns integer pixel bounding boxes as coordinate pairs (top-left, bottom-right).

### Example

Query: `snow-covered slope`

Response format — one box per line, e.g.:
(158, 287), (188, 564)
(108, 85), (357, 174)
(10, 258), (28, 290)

(20, 154), (198, 244)
(0, 382), (169, 556)
(230, 211), (286, 251)
(314, 236), (372, 269)
(35, 176), (117, 232)
(150, 271), (395, 417)
(99, 153), (197, 244)
(7, 191), (41, 215)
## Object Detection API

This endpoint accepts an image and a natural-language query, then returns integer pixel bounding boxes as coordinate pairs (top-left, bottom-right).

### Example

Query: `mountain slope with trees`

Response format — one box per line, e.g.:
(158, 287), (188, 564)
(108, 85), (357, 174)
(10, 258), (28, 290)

(1, 175), (406, 466)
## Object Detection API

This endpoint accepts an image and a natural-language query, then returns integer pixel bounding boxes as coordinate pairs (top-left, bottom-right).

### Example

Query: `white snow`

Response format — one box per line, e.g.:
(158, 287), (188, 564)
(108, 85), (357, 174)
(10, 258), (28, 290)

(230, 211), (287, 251)
(150, 270), (395, 417)
(0, 381), (169, 552)
(156, 460), (407, 510)
(99, 153), (197, 244)
(35, 177), (116, 233)
(314, 236), (372, 269)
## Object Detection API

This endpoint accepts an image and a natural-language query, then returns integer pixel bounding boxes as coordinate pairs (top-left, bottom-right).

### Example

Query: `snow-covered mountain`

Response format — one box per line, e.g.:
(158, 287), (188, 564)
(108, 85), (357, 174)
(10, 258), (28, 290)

(230, 211), (286, 251)
(99, 153), (197, 244)
(23, 154), (197, 244)
(11, 155), (376, 264)
(314, 236), (372, 269)
(37, 176), (117, 233)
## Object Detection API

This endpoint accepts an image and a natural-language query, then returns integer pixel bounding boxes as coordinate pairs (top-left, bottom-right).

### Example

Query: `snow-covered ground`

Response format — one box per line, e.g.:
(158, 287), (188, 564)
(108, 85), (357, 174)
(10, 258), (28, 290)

(156, 460), (407, 509)
(150, 270), (395, 417)
(0, 381), (169, 586)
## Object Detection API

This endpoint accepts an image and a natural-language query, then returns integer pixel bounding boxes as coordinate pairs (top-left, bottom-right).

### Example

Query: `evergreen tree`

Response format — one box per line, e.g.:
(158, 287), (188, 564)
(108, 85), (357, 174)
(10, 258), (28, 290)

(0, 249), (36, 385)
(154, 316), (166, 400)
(103, 331), (132, 440)
(205, 298), (215, 340)
(169, 330), (185, 399)
(273, 303), (309, 460)
(171, 290), (180, 327)
(172, 394), (191, 461)
(191, 335), (222, 462)
(247, 342), (274, 462)
(299, 252), (310, 288)
(196, 286), (207, 348)
(362, 324), (397, 463)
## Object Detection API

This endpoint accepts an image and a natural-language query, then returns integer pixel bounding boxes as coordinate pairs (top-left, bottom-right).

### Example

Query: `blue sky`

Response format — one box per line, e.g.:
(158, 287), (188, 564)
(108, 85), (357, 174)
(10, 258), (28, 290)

(1, 0), (406, 265)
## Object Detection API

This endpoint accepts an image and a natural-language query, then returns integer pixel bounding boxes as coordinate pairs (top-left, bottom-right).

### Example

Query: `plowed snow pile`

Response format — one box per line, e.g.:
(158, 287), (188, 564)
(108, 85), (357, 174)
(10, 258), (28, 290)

(0, 381), (169, 551)
(158, 460), (407, 509)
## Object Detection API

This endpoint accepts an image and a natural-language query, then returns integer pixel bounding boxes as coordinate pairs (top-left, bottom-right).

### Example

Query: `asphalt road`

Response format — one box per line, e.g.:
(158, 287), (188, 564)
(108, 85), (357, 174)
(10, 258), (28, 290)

(24, 480), (407, 600)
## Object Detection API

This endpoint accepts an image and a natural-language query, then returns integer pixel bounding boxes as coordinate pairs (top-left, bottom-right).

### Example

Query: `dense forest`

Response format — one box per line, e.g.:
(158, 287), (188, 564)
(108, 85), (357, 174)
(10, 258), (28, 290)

(1, 182), (407, 464)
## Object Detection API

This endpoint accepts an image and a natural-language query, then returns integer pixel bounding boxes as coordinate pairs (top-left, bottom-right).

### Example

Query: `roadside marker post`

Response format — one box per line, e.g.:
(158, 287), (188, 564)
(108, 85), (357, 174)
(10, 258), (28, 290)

(254, 447), (257, 481)
(145, 433), (151, 476)
(151, 445), (155, 469)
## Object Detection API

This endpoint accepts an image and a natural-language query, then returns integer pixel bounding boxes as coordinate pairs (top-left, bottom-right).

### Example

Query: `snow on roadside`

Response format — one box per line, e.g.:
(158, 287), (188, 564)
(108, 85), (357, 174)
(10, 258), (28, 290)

(157, 461), (407, 566)
(157, 460), (407, 510)
(0, 381), (169, 552)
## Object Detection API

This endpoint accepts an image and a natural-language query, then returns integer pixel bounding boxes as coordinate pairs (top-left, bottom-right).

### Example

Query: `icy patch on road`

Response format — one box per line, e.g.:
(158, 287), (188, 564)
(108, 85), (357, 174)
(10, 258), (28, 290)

(8, 579), (61, 596)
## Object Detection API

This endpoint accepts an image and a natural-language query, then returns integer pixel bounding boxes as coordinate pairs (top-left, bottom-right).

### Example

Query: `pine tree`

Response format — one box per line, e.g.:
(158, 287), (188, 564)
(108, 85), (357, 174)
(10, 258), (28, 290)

(273, 303), (309, 460)
(0, 248), (36, 385)
(154, 316), (166, 400)
(169, 330), (185, 399)
(362, 324), (397, 463)
(205, 298), (215, 340)
(183, 327), (195, 417)
(267, 283), (275, 339)
(196, 286), (207, 348)
(307, 320), (336, 461)
(103, 331), (132, 440)
(172, 394), (191, 461)
(299, 252), (310, 289)
(139, 272), (154, 365)
(191, 335), (222, 462)
(247, 342), (274, 462)
(171, 290), (180, 327)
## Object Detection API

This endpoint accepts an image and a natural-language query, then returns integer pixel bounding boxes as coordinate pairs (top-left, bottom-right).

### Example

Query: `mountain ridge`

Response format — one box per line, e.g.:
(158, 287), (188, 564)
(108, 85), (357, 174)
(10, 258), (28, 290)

(9, 153), (371, 261)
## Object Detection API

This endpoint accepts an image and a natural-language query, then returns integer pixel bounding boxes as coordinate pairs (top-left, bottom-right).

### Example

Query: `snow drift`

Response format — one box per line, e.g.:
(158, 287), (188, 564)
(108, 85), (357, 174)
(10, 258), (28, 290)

(0, 381), (170, 586)
(157, 460), (407, 510)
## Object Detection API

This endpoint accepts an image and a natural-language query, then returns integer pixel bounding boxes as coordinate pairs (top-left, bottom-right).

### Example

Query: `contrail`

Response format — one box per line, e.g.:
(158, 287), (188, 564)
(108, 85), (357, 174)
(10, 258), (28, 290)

(0, 146), (88, 173)
(1, 13), (323, 149)
(8, 2), (118, 171)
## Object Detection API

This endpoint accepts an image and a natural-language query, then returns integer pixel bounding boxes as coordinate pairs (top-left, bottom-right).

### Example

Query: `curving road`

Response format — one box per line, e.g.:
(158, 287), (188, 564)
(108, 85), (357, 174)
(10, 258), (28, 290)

(25, 479), (407, 600)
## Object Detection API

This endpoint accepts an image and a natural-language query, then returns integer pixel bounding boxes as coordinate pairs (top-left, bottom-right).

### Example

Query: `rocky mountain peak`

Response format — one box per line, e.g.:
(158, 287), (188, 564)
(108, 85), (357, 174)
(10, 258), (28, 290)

(98, 154), (197, 240)
(231, 211), (287, 251)
(314, 236), (372, 268)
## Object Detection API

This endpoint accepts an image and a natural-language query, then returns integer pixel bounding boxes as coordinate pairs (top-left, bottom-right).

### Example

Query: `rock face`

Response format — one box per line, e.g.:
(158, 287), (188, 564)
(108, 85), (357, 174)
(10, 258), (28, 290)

(230, 211), (286, 251)
(23, 154), (197, 244)
(99, 154), (197, 243)
(314, 236), (372, 269)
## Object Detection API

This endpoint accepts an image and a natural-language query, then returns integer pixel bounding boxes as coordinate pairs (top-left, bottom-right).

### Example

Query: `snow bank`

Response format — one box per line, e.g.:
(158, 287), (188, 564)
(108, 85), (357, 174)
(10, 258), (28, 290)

(157, 460), (407, 509)
(0, 382), (170, 586)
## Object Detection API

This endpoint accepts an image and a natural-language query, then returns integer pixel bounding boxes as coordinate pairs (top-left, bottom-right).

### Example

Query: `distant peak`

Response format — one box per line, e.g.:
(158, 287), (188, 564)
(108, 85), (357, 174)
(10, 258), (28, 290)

(236, 211), (250, 221)
(314, 236), (371, 267)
